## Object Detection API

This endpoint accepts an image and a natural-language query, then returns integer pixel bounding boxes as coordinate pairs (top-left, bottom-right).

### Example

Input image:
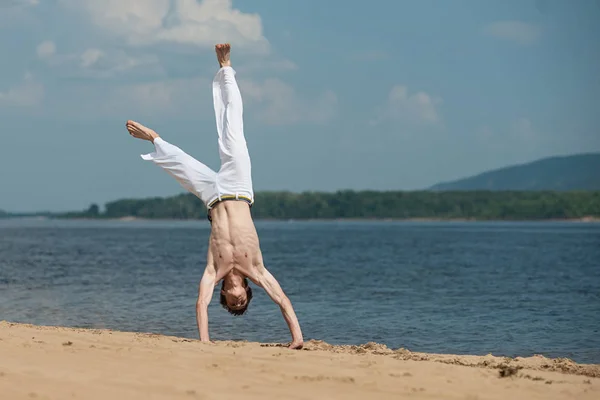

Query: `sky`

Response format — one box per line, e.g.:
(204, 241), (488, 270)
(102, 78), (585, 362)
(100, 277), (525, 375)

(0, 0), (599, 212)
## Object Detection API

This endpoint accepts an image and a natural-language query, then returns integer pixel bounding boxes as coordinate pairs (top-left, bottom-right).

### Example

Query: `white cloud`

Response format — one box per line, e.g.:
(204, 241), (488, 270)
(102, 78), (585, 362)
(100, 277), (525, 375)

(44, 76), (215, 118)
(34, 0), (270, 81)
(79, 48), (160, 75)
(20, 1), (318, 125)
(38, 45), (162, 79)
(81, 50), (161, 78)
(36, 41), (56, 59)
(39, 73), (336, 123)
(109, 82), (186, 115)
(0, 73), (43, 107)
(372, 84), (443, 126)
(241, 78), (337, 125)
(59, 0), (269, 53)
(483, 21), (542, 46)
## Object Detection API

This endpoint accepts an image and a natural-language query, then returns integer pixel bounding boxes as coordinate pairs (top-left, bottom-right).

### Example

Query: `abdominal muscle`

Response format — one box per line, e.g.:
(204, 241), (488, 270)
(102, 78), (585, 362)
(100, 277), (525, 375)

(208, 201), (263, 281)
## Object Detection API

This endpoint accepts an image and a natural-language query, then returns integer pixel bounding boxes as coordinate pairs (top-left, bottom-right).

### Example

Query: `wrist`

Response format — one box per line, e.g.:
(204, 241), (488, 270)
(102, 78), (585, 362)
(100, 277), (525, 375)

(292, 329), (303, 341)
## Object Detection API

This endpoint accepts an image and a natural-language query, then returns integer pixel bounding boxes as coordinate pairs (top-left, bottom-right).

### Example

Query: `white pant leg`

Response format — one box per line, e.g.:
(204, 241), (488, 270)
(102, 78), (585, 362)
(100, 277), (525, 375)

(141, 138), (218, 207)
(212, 66), (254, 203)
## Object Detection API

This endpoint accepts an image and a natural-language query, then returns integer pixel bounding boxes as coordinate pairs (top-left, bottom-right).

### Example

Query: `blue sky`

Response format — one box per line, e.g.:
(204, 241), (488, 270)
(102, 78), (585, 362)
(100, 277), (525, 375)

(0, 0), (598, 212)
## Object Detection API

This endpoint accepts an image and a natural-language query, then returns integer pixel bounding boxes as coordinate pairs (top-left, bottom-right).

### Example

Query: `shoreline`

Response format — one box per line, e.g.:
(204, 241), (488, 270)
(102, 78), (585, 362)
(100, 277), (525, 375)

(1, 322), (598, 399)
(2, 215), (600, 223)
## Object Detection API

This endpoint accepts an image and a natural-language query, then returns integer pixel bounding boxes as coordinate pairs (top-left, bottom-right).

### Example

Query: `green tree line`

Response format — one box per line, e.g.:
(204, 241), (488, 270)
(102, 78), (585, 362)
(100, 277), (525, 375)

(57, 190), (600, 220)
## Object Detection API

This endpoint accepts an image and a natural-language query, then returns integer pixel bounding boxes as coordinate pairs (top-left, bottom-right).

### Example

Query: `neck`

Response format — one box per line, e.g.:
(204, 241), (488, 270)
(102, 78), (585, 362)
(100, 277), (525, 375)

(223, 270), (244, 289)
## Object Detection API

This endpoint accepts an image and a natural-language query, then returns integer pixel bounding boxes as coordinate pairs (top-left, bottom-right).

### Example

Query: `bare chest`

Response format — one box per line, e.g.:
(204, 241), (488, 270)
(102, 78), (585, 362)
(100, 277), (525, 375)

(209, 236), (262, 280)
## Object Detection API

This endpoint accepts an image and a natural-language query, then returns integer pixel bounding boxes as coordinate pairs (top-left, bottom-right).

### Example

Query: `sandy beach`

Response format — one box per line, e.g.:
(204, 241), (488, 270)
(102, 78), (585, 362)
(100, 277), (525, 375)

(0, 322), (598, 399)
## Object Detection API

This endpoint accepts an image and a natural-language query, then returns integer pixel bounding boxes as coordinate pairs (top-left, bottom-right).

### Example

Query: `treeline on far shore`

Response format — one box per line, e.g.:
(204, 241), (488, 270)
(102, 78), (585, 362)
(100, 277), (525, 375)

(49, 190), (600, 221)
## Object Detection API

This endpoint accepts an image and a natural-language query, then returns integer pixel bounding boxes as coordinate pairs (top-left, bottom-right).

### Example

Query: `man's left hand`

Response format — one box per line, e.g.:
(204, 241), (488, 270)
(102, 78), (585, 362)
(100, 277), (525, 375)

(288, 341), (304, 350)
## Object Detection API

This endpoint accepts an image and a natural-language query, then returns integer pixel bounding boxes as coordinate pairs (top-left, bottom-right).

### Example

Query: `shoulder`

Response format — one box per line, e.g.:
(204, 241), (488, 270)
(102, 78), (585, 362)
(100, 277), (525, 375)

(202, 263), (218, 279)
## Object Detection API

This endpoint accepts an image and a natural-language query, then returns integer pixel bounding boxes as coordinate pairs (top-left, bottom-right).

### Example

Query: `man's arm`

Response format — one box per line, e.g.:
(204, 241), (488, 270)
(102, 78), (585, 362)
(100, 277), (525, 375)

(196, 265), (216, 342)
(256, 266), (303, 349)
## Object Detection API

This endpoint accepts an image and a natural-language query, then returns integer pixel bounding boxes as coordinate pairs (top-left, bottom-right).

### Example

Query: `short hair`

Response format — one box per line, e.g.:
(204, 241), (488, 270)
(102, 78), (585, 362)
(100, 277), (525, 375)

(219, 278), (253, 316)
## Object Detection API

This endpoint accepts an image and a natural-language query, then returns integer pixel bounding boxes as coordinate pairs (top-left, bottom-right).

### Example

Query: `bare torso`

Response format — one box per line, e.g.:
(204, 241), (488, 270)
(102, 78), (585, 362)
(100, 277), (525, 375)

(207, 201), (263, 283)
(199, 199), (302, 348)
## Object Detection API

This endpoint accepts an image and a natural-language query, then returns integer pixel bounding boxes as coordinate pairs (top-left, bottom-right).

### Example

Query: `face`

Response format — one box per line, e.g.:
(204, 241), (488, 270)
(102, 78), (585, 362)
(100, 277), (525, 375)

(222, 286), (248, 310)
(220, 278), (253, 316)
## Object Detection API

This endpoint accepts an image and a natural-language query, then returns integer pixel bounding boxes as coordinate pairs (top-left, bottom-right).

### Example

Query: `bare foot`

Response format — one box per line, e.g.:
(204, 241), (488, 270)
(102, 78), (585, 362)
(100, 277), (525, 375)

(126, 120), (159, 143)
(215, 43), (231, 68)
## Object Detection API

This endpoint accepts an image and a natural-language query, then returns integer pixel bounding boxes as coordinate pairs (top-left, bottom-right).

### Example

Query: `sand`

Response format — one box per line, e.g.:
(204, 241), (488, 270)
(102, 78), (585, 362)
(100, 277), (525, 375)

(1, 321), (598, 400)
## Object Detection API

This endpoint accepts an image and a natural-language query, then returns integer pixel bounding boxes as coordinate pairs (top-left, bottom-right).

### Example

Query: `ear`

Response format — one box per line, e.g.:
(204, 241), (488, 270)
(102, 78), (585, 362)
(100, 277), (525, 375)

(221, 289), (226, 295)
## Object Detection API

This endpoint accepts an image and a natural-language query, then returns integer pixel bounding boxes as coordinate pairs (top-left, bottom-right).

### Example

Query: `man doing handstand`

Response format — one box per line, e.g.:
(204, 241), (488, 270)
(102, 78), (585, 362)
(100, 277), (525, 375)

(125, 43), (303, 349)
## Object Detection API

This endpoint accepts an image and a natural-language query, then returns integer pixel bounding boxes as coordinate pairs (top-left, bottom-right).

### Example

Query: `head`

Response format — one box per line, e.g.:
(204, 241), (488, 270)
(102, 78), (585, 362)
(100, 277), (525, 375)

(220, 278), (253, 316)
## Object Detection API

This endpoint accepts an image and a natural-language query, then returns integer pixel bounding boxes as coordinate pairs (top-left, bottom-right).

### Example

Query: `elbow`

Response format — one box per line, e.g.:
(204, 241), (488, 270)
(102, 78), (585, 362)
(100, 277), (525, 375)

(196, 300), (209, 311)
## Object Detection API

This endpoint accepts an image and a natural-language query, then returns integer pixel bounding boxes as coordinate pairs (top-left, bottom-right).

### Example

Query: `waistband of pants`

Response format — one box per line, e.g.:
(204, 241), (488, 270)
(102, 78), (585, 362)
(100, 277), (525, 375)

(207, 194), (254, 223)
(207, 194), (253, 209)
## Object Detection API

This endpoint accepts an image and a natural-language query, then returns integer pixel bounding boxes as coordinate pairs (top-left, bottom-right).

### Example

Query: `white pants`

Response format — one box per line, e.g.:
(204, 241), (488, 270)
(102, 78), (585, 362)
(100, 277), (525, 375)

(141, 66), (254, 210)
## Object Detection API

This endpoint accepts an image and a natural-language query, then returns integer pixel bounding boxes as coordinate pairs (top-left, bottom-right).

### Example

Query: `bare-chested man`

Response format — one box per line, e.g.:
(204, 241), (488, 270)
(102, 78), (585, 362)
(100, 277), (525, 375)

(125, 44), (303, 349)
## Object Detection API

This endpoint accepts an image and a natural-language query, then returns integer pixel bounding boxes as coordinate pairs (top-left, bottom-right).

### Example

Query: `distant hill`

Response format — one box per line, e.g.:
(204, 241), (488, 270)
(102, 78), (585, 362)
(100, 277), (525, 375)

(429, 153), (600, 191)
